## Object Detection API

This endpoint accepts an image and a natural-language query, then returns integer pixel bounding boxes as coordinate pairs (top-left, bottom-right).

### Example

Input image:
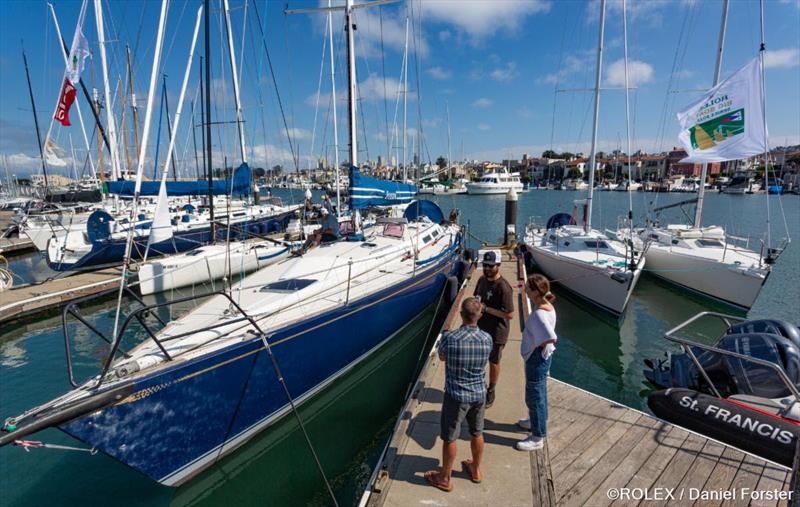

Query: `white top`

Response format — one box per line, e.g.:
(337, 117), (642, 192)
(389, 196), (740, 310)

(521, 308), (557, 361)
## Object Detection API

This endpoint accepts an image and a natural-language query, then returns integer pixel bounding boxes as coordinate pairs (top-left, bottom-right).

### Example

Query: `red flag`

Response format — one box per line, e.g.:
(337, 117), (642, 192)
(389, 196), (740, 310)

(54, 78), (77, 127)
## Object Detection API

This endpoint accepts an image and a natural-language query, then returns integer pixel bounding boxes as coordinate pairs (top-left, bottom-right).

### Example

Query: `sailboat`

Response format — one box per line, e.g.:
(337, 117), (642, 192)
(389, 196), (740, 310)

(622, 0), (788, 311)
(522, 0), (645, 317)
(0, 0), (464, 486)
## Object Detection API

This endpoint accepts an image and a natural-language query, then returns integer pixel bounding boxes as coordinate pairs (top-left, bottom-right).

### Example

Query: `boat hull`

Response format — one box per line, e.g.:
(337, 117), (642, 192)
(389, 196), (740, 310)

(46, 211), (294, 272)
(527, 247), (643, 315)
(465, 183), (524, 195)
(644, 244), (766, 310)
(58, 252), (459, 486)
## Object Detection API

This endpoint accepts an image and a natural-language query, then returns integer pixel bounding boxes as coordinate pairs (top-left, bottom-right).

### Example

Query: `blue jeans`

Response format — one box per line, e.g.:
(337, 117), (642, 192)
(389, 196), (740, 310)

(525, 348), (552, 437)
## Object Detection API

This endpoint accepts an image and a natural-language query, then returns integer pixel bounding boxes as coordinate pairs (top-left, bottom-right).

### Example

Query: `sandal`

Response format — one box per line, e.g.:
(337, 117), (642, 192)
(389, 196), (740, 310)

(461, 459), (482, 483)
(424, 470), (453, 492)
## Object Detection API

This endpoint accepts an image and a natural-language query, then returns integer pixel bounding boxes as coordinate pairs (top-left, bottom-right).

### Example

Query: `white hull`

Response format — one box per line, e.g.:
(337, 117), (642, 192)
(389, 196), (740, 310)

(644, 242), (767, 310)
(466, 183), (524, 195)
(528, 247), (643, 315)
(137, 241), (290, 296)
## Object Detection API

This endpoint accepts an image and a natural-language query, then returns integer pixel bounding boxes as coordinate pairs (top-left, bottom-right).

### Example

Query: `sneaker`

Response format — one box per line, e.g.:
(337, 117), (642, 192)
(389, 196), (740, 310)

(517, 418), (531, 431)
(486, 387), (496, 408)
(515, 435), (544, 451)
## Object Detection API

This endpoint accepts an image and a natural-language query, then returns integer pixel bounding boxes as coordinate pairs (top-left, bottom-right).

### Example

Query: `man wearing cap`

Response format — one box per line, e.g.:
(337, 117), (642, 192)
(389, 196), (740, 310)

(321, 194), (335, 215)
(292, 207), (340, 256)
(473, 251), (514, 407)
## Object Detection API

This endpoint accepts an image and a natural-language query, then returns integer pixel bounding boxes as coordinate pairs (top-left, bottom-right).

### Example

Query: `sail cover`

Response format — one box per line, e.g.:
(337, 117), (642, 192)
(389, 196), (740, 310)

(349, 167), (416, 209)
(107, 163), (252, 197)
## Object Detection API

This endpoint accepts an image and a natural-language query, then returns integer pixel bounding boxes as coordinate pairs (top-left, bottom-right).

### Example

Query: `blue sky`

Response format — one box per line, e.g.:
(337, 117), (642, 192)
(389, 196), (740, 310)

(1, 0), (798, 179)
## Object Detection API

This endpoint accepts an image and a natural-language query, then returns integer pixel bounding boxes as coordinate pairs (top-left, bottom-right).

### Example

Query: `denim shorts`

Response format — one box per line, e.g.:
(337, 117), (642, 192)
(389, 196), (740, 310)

(440, 392), (485, 442)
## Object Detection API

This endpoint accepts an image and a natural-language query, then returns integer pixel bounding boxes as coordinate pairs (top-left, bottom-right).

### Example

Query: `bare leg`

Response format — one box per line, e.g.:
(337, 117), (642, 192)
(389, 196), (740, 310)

(441, 440), (457, 482)
(470, 434), (484, 478)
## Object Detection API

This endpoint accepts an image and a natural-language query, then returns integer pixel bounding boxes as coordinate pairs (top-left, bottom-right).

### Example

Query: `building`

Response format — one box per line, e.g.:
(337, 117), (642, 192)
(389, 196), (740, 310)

(32, 174), (73, 187)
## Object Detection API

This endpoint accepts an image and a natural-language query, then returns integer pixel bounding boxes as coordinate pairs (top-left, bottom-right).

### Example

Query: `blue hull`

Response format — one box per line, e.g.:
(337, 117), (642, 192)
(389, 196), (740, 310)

(49, 211), (294, 271)
(59, 246), (460, 485)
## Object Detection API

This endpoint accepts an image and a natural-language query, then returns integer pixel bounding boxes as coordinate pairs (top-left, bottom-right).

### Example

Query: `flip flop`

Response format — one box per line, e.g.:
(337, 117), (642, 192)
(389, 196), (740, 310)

(461, 459), (483, 484)
(424, 470), (453, 492)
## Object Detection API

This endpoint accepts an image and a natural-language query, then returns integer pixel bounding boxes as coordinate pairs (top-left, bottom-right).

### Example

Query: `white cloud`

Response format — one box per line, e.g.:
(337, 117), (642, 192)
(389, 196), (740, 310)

(539, 51), (594, 85)
(285, 128), (312, 141)
(305, 73), (414, 106)
(423, 1), (551, 41)
(604, 59), (654, 87)
(7, 153), (46, 172)
(472, 98), (493, 108)
(764, 48), (800, 69)
(490, 62), (518, 82)
(427, 66), (452, 80)
(586, 0), (673, 25)
(477, 124), (490, 131)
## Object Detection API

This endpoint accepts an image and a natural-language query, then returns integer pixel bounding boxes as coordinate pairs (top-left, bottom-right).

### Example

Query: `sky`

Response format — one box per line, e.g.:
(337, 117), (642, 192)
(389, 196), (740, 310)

(0, 0), (798, 180)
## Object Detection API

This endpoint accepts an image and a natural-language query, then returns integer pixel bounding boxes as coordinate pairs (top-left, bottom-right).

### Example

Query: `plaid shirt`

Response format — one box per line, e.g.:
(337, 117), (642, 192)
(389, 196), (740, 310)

(438, 325), (493, 403)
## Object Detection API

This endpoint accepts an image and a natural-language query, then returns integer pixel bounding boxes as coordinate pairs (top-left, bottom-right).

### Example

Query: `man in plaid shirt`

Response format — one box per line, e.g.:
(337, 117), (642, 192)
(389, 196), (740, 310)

(425, 297), (493, 492)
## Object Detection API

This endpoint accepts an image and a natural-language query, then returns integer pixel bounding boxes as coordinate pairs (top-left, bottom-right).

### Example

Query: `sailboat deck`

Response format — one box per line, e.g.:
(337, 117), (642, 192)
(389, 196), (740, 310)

(364, 255), (794, 507)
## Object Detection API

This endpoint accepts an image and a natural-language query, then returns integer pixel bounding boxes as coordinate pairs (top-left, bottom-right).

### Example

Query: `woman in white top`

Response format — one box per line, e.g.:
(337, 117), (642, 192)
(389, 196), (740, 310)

(516, 274), (557, 451)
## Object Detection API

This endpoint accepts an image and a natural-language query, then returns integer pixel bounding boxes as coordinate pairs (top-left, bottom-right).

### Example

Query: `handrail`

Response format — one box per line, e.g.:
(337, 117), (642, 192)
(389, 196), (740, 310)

(663, 311), (800, 403)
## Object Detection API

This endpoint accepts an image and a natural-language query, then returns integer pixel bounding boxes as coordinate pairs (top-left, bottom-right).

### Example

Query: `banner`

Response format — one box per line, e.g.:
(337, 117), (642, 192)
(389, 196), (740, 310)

(44, 138), (68, 167)
(67, 29), (91, 85)
(676, 57), (767, 163)
(54, 78), (77, 126)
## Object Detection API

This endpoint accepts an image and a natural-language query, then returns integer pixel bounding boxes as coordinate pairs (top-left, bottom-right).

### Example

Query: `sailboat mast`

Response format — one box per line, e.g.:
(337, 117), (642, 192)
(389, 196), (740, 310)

(327, 0), (341, 216)
(223, 0), (248, 164)
(758, 0), (772, 250)
(585, 0), (606, 233)
(345, 0), (358, 168)
(402, 15), (409, 181)
(126, 46), (141, 165)
(22, 48), (49, 191)
(204, 0), (215, 242)
(694, 0), (729, 228)
(94, 0), (121, 182)
(446, 101), (452, 180)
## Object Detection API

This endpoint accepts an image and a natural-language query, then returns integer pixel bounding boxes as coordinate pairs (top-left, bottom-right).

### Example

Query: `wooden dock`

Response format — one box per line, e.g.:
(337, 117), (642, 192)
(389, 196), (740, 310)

(364, 253), (794, 507)
(0, 237), (35, 256)
(0, 268), (122, 324)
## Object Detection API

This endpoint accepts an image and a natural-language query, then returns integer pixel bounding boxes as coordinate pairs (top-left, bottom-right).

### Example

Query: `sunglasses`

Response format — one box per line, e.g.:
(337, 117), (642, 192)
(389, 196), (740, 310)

(482, 263), (498, 269)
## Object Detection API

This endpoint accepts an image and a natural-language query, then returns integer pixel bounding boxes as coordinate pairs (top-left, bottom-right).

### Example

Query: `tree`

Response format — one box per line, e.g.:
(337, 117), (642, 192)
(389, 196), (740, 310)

(561, 152), (575, 161)
(567, 168), (581, 179)
(435, 156), (447, 169)
(542, 150), (558, 159)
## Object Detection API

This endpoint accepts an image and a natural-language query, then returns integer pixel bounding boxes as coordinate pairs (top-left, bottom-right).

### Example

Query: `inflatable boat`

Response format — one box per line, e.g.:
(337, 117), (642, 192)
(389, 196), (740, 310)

(644, 313), (800, 467)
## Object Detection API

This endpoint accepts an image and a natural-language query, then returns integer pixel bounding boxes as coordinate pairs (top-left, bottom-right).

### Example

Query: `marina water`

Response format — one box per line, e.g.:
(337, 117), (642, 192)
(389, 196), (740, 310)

(1, 189), (797, 505)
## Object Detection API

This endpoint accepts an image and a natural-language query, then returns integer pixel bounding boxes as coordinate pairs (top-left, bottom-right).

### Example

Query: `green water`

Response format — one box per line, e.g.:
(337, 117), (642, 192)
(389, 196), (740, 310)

(0, 190), (798, 506)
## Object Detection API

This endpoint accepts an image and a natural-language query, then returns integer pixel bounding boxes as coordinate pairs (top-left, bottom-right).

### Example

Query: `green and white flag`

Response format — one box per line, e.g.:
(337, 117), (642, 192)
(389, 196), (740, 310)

(676, 57), (767, 163)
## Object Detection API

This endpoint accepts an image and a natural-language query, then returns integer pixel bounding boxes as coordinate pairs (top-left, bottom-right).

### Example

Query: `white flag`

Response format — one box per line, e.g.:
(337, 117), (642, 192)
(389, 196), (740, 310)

(676, 57), (767, 164)
(44, 139), (68, 167)
(66, 29), (91, 85)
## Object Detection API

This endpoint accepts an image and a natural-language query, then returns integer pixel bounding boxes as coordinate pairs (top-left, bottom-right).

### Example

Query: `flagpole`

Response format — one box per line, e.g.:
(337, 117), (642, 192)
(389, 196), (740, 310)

(21, 46), (49, 192)
(694, 0), (729, 228)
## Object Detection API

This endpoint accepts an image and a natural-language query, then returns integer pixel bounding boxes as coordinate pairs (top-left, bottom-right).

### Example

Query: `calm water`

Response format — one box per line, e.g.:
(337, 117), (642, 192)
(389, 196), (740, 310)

(0, 189), (798, 506)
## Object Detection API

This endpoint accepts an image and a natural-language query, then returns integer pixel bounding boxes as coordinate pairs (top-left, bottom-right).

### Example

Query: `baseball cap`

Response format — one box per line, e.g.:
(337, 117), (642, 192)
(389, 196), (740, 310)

(482, 251), (501, 266)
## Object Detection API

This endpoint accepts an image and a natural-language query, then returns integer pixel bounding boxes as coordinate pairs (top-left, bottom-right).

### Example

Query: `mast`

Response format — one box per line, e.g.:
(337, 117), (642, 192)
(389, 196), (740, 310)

(694, 0), (729, 228)
(759, 0), (772, 250)
(585, 0), (606, 233)
(91, 61), (104, 185)
(126, 46), (141, 164)
(22, 47), (49, 191)
(119, 77), (131, 177)
(93, 0), (121, 182)
(402, 15), (409, 181)
(328, 0), (341, 216)
(346, 0), (357, 168)
(162, 75), (179, 181)
(446, 101), (452, 180)
(223, 0), (247, 164)
(204, 0), (215, 242)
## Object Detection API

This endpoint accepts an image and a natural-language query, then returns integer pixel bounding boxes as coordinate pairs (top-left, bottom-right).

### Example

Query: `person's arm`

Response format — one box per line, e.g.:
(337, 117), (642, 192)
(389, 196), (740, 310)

(437, 334), (448, 361)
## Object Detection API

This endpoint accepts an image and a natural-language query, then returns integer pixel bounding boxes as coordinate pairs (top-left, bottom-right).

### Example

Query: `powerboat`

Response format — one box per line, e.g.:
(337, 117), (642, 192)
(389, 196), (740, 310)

(465, 171), (523, 195)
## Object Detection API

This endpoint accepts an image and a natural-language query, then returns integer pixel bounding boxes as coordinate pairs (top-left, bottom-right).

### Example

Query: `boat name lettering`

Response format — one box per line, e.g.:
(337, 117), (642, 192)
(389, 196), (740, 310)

(679, 396), (794, 445)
